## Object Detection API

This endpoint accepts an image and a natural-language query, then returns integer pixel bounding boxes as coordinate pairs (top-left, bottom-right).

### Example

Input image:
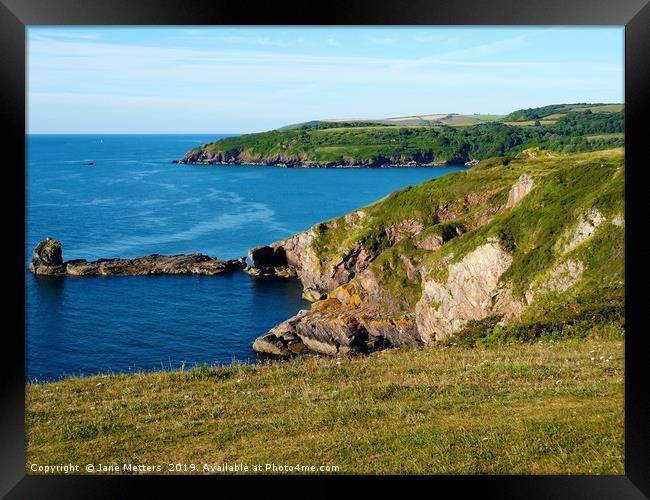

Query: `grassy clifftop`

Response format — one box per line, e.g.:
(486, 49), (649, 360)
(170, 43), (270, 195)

(180, 104), (623, 166)
(27, 337), (623, 474)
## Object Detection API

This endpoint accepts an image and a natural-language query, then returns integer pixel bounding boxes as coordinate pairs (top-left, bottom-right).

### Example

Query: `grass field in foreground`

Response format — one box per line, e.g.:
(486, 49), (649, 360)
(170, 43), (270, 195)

(26, 338), (623, 475)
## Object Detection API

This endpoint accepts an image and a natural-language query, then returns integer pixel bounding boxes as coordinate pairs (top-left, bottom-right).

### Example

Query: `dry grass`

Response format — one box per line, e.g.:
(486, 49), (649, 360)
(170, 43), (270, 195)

(26, 338), (623, 475)
(586, 133), (625, 142)
(503, 119), (558, 127)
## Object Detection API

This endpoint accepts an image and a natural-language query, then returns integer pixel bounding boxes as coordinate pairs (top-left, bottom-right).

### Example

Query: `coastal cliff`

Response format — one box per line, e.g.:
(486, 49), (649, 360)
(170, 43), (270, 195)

(29, 147), (624, 357)
(250, 148), (624, 356)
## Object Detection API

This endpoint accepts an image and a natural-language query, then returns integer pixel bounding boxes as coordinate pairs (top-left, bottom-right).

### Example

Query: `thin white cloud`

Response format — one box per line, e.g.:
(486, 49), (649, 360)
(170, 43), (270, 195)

(29, 34), (618, 79)
(30, 29), (101, 41)
(218, 35), (293, 47)
(414, 34), (437, 44)
(412, 34), (531, 65)
(369, 36), (396, 46)
(26, 28), (623, 132)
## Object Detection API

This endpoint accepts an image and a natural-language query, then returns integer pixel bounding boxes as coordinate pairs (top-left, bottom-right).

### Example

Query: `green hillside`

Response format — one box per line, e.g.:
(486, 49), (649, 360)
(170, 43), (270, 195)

(179, 104), (623, 166)
(503, 103), (624, 122)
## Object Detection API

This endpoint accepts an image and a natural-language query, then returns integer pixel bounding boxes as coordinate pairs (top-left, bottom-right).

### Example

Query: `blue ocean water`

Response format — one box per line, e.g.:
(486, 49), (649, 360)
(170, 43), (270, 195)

(26, 134), (467, 381)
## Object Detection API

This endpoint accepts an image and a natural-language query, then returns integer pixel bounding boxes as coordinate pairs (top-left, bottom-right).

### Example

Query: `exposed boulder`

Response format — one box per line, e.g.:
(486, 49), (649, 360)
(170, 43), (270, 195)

(344, 210), (367, 227)
(32, 238), (63, 266)
(253, 299), (366, 356)
(362, 316), (421, 349)
(252, 310), (310, 356)
(252, 298), (421, 357)
(437, 201), (465, 222)
(400, 255), (420, 281)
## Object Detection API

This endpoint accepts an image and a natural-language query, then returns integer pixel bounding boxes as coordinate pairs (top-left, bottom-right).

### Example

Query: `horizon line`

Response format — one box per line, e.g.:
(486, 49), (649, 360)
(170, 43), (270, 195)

(26, 101), (625, 135)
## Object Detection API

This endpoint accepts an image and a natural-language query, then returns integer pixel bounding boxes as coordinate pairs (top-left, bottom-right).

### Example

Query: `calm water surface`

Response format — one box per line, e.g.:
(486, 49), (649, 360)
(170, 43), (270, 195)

(26, 134), (467, 381)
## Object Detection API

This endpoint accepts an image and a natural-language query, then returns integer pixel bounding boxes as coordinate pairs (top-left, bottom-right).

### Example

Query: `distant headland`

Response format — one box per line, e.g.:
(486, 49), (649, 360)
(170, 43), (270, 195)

(176, 103), (623, 168)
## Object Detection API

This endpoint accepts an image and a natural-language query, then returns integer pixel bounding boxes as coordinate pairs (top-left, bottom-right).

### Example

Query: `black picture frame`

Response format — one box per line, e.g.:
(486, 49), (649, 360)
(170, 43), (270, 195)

(2, 0), (648, 497)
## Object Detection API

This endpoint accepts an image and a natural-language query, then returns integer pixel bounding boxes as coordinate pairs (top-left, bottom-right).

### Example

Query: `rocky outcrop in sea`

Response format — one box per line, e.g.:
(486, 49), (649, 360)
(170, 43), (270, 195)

(29, 239), (246, 277)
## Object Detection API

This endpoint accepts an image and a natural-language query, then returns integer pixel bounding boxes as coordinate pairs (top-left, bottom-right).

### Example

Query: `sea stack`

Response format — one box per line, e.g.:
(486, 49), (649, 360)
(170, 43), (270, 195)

(29, 238), (66, 275)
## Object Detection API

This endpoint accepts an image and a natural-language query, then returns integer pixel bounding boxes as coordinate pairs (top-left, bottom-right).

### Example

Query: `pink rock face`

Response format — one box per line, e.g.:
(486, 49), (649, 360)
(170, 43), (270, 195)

(275, 230), (315, 271)
(506, 173), (535, 208)
(331, 244), (375, 283)
(437, 202), (464, 222)
(386, 219), (424, 245)
(275, 229), (337, 293)
(416, 234), (444, 251)
(268, 224), (381, 296)
(415, 242), (514, 342)
(344, 210), (367, 227)
(492, 282), (525, 321)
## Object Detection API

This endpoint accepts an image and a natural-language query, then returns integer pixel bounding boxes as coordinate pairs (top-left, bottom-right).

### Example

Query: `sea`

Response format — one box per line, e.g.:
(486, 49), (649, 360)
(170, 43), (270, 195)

(26, 134), (467, 381)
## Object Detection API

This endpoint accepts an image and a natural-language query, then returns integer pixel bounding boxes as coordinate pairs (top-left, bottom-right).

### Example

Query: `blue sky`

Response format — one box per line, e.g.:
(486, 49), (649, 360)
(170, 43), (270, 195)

(27, 27), (624, 134)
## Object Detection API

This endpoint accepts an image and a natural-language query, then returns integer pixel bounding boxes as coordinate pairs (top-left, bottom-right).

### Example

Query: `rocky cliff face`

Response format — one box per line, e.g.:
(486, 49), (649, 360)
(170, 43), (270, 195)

(179, 148), (244, 165)
(245, 226), (368, 300)
(178, 147), (445, 168)
(251, 148), (624, 357)
(414, 241), (517, 342)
